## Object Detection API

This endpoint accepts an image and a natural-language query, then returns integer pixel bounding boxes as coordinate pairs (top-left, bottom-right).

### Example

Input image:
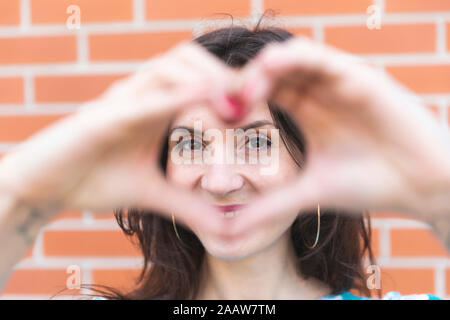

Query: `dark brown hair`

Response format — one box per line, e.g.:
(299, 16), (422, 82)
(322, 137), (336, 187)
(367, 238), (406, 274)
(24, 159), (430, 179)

(77, 24), (378, 300)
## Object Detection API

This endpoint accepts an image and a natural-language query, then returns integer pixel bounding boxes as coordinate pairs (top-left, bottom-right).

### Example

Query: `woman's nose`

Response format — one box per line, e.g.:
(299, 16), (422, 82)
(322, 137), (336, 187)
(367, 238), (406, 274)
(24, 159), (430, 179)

(200, 164), (244, 197)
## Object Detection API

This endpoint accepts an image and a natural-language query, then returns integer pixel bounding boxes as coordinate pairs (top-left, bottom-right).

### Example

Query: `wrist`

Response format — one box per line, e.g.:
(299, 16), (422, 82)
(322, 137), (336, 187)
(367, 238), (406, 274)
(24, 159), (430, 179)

(0, 158), (56, 236)
(0, 154), (51, 216)
(412, 159), (450, 220)
(422, 160), (450, 251)
(0, 153), (25, 209)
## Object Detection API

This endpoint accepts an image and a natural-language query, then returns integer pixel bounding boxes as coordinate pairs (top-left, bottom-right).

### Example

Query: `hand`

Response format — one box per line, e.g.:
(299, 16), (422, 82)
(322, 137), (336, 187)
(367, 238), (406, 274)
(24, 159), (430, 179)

(234, 36), (450, 233)
(0, 42), (236, 230)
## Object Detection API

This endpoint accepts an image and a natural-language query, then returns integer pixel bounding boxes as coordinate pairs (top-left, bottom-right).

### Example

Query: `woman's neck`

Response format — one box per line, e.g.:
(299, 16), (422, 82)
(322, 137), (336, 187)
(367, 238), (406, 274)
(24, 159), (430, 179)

(195, 232), (331, 300)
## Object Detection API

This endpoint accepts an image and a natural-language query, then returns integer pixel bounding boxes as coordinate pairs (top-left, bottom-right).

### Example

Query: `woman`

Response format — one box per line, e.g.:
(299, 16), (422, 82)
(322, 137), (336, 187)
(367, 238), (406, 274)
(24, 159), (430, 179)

(0, 25), (448, 300)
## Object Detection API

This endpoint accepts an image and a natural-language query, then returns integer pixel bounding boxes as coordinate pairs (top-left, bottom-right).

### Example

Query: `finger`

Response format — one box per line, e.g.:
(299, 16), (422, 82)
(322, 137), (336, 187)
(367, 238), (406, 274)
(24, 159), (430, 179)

(113, 43), (223, 96)
(172, 42), (229, 77)
(241, 37), (365, 105)
(171, 42), (248, 122)
(125, 60), (209, 94)
(260, 37), (366, 78)
(132, 42), (246, 123)
(229, 162), (376, 238)
(231, 169), (320, 236)
(135, 178), (227, 237)
(109, 80), (212, 130)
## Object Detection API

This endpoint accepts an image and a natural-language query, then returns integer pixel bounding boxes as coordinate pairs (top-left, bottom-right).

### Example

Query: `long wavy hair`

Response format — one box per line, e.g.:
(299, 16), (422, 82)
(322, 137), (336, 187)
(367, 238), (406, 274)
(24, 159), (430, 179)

(75, 24), (378, 300)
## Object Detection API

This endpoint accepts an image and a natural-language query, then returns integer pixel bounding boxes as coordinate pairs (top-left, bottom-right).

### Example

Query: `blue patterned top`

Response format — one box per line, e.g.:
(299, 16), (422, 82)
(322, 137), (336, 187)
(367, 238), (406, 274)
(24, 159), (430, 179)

(319, 290), (441, 300)
(93, 290), (442, 300)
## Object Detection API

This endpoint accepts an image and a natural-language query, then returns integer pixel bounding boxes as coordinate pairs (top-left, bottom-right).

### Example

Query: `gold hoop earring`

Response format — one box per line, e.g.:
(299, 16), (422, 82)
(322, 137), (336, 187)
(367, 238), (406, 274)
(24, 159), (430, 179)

(171, 213), (182, 242)
(305, 204), (320, 249)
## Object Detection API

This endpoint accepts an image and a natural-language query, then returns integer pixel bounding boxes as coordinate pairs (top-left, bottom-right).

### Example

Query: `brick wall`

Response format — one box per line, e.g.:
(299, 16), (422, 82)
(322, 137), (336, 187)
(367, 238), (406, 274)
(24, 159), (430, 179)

(0, 0), (449, 299)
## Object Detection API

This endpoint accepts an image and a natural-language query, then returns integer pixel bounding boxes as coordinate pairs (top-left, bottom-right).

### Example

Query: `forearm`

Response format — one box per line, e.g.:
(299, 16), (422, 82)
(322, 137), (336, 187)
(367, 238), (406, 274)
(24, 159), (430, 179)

(0, 193), (52, 291)
(0, 152), (56, 291)
(417, 161), (450, 251)
(422, 186), (450, 252)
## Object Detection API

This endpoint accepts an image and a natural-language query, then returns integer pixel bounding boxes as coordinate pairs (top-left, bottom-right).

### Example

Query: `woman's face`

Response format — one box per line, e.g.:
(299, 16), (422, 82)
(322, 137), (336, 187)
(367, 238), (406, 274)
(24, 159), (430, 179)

(166, 102), (300, 260)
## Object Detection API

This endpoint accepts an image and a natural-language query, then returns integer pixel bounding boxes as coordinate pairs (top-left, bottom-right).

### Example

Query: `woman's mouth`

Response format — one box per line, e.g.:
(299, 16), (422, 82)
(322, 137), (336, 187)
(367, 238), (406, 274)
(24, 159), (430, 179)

(213, 204), (246, 218)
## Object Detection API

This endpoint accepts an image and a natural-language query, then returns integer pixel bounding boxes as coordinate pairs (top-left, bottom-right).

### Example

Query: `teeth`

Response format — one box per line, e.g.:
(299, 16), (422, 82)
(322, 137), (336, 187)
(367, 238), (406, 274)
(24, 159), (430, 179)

(224, 211), (235, 218)
(223, 210), (240, 218)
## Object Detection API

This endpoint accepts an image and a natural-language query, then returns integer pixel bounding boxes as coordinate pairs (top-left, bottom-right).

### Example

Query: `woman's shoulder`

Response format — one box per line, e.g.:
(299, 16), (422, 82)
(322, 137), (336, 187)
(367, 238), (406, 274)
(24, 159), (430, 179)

(319, 291), (442, 300)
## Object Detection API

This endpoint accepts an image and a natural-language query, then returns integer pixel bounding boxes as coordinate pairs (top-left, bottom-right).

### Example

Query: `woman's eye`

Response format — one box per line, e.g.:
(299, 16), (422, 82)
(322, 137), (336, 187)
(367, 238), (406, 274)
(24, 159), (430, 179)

(246, 135), (271, 150)
(177, 138), (203, 151)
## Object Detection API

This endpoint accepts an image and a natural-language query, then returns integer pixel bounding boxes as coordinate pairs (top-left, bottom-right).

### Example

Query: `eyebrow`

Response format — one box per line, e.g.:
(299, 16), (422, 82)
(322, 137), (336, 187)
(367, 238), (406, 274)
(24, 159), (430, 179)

(168, 120), (275, 137)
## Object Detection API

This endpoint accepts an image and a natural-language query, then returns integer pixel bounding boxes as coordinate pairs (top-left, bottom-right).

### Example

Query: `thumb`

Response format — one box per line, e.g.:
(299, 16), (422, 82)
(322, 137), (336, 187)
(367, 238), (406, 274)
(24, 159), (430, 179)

(134, 179), (226, 236)
(234, 169), (321, 236)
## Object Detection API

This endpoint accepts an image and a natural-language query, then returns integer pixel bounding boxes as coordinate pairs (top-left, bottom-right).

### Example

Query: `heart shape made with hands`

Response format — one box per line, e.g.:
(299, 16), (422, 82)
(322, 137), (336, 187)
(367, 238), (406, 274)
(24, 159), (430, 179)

(163, 35), (447, 241)
(0, 35), (441, 243)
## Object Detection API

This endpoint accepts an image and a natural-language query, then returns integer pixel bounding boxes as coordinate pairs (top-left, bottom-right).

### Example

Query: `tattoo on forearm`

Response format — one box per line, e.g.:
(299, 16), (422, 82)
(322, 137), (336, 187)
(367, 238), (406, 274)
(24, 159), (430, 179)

(15, 208), (45, 245)
(0, 205), (49, 291)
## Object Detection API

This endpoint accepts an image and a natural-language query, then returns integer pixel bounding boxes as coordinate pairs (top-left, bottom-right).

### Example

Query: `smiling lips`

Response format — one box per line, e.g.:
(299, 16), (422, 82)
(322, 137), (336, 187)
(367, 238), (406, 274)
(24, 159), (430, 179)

(213, 204), (246, 218)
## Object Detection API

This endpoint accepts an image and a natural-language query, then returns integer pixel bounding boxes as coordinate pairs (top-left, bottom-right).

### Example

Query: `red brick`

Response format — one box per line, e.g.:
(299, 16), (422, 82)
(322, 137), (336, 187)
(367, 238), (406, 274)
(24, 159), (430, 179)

(2, 269), (81, 295)
(0, 0), (20, 25)
(369, 211), (422, 221)
(390, 228), (448, 257)
(446, 269), (450, 296)
(93, 211), (116, 220)
(35, 74), (127, 103)
(264, 0), (372, 15)
(447, 23), (450, 51)
(287, 27), (313, 38)
(364, 227), (380, 258)
(386, 65), (450, 94)
(0, 36), (77, 64)
(386, 0), (450, 12)
(92, 268), (141, 292)
(43, 230), (140, 256)
(0, 77), (23, 103)
(371, 228), (380, 257)
(31, 0), (133, 23)
(325, 24), (435, 54)
(0, 114), (69, 142)
(380, 268), (435, 295)
(89, 31), (192, 61)
(146, 0), (250, 20)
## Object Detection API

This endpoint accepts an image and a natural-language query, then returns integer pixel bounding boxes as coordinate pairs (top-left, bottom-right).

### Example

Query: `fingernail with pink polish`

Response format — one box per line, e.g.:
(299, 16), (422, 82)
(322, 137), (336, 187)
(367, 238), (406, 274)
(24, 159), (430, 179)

(217, 93), (245, 123)
(226, 95), (244, 117)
